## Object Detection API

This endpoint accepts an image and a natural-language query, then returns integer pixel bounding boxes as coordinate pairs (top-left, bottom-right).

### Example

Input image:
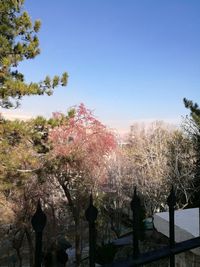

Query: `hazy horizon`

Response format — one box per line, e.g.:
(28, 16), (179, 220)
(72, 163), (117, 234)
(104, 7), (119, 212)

(1, 0), (200, 133)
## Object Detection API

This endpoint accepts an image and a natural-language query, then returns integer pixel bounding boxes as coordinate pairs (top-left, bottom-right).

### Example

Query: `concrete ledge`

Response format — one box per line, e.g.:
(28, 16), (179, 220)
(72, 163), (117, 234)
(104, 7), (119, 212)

(154, 208), (200, 256)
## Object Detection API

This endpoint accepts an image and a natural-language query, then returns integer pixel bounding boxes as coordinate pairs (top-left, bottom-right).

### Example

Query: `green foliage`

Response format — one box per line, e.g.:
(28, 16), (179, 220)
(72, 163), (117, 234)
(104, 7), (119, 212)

(184, 98), (200, 207)
(0, 119), (39, 189)
(184, 98), (200, 128)
(0, 0), (68, 108)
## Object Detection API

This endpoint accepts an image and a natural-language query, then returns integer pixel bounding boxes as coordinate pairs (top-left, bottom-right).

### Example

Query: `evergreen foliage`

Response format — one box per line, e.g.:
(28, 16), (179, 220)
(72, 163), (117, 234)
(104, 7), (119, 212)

(0, 0), (68, 108)
(184, 98), (200, 207)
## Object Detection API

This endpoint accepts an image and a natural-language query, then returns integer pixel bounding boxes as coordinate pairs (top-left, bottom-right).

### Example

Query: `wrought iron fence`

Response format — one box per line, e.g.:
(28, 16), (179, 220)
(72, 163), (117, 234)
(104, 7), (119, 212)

(30, 186), (200, 267)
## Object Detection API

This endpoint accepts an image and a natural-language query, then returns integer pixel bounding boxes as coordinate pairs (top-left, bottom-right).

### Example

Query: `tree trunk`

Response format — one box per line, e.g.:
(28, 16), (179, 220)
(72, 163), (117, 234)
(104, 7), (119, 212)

(13, 230), (24, 267)
(16, 248), (22, 267)
(75, 216), (81, 266)
(25, 228), (34, 267)
(61, 183), (82, 266)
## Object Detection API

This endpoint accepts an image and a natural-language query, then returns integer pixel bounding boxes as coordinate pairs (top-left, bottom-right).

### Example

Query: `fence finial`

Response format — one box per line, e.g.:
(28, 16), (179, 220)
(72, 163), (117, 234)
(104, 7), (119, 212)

(167, 185), (176, 208)
(85, 194), (98, 267)
(167, 186), (176, 267)
(131, 187), (141, 259)
(90, 193), (93, 205)
(85, 194), (98, 223)
(31, 199), (47, 267)
(31, 199), (47, 233)
(131, 186), (141, 210)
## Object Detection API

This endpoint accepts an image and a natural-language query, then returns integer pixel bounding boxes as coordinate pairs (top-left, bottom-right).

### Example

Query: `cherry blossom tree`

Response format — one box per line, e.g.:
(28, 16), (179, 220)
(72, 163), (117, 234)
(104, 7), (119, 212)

(47, 103), (117, 266)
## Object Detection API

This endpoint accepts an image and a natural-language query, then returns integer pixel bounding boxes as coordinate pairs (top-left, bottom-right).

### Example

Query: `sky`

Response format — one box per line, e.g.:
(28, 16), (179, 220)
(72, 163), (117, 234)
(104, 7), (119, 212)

(2, 0), (200, 133)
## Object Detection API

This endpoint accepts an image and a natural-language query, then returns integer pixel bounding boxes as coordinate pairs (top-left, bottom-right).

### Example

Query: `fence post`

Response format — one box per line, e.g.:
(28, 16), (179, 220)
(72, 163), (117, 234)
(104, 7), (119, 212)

(131, 187), (141, 260)
(167, 186), (176, 267)
(85, 194), (98, 267)
(31, 200), (47, 267)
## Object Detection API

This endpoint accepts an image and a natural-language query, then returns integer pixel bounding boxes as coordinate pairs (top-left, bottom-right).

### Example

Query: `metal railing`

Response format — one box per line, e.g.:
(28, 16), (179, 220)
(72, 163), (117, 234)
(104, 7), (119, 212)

(31, 187), (200, 267)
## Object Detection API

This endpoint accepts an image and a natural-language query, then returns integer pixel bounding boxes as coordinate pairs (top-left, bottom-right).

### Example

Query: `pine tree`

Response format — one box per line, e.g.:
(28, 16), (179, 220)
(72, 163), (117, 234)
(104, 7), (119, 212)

(0, 0), (68, 108)
(184, 98), (200, 206)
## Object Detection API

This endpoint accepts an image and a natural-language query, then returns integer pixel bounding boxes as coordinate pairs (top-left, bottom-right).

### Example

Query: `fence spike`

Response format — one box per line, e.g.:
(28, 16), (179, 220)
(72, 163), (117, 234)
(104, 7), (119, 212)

(167, 186), (176, 209)
(31, 199), (47, 267)
(90, 193), (93, 206)
(167, 186), (176, 267)
(85, 194), (98, 223)
(131, 187), (141, 259)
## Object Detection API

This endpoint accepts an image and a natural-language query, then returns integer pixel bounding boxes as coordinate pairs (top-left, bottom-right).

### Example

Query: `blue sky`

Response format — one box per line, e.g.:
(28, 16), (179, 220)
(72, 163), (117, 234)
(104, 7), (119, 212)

(3, 0), (200, 133)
